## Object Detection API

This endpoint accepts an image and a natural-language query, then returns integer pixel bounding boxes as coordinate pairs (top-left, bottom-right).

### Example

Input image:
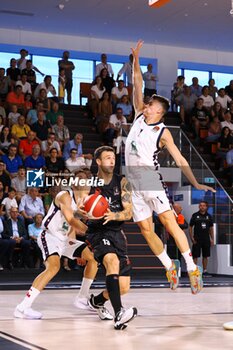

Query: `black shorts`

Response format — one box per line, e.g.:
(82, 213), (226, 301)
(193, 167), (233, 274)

(86, 229), (131, 276)
(192, 241), (210, 258)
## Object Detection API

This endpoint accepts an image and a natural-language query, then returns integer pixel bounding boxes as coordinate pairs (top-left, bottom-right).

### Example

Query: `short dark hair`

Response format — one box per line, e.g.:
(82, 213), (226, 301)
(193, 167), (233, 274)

(8, 187), (16, 193)
(70, 148), (77, 153)
(94, 146), (115, 160)
(148, 95), (170, 114)
(199, 201), (208, 206)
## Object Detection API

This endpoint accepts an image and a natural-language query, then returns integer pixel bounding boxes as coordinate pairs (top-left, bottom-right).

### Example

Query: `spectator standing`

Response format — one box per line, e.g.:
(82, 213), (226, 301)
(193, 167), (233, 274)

(117, 54), (133, 86)
(143, 63), (157, 97)
(6, 58), (21, 89)
(96, 53), (114, 78)
(58, 68), (66, 103)
(0, 68), (11, 100)
(225, 80), (233, 99)
(208, 79), (218, 100)
(22, 60), (37, 91)
(189, 77), (202, 97)
(17, 49), (44, 76)
(58, 51), (75, 104)
(189, 201), (214, 276)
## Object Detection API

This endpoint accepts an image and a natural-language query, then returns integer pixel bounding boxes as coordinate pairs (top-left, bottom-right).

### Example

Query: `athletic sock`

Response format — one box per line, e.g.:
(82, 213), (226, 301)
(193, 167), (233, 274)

(17, 286), (40, 311)
(182, 249), (197, 272)
(156, 249), (173, 270)
(106, 274), (122, 315)
(78, 278), (93, 298)
(93, 291), (108, 306)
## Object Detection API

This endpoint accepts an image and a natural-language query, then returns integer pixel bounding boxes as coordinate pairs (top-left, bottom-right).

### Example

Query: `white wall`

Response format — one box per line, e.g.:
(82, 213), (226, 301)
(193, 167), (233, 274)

(1, 28), (233, 98)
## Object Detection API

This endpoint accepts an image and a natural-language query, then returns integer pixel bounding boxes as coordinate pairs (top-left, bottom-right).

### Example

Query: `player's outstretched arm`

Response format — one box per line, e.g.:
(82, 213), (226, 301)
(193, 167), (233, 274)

(160, 129), (216, 193)
(131, 40), (144, 117)
(103, 177), (132, 225)
(56, 193), (87, 235)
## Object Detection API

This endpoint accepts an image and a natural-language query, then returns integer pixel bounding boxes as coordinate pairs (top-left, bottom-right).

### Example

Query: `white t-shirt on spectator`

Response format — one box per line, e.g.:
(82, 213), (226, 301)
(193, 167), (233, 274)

(111, 87), (128, 99)
(221, 121), (233, 132)
(199, 95), (214, 108)
(91, 85), (106, 99)
(109, 114), (127, 129)
(34, 82), (56, 98)
(96, 63), (114, 77)
(8, 112), (20, 125)
(2, 197), (18, 218)
(216, 95), (232, 109)
(41, 140), (61, 153)
(16, 80), (32, 94)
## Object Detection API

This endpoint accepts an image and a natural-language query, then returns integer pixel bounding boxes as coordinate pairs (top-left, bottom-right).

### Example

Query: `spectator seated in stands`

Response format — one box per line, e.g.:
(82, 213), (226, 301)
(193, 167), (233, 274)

(24, 92), (33, 112)
(24, 144), (46, 170)
(103, 107), (127, 146)
(21, 60), (37, 91)
(0, 187), (18, 218)
(116, 95), (133, 122)
(205, 116), (221, 143)
(28, 213), (43, 268)
(19, 131), (39, 160)
(0, 161), (11, 192)
(200, 85), (214, 110)
(221, 111), (233, 134)
(225, 80), (233, 100)
(8, 104), (20, 127)
(216, 126), (233, 170)
(97, 91), (112, 133)
(19, 188), (45, 226)
(191, 98), (209, 140)
(2, 144), (23, 178)
(175, 85), (197, 125)
(171, 75), (185, 111)
(26, 102), (44, 126)
(11, 166), (26, 202)
(35, 88), (51, 113)
(16, 74), (32, 94)
(229, 101), (233, 121)
(41, 132), (62, 157)
(45, 148), (65, 174)
(96, 53), (114, 78)
(0, 126), (15, 156)
(31, 110), (52, 141)
(216, 88), (232, 111)
(111, 80), (128, 108)
(3, 207), (32, 268)
(11, 115), (31, 143)
(63, 133), (93, 167)
(90, 76), (106, 120)
(6, 58), (21, 90)
(6, 85), (25, 113)
(100, 68), (115, 97)
(210, 102), (224, 122)
(0, 67), (11, 101)
(0, 115), (5, 134)
(0, 216), (15, 270)
(52, 115), (70, 149)
(0, 99), (6, 121)
(34, 75), (56, 100)
(189, 77), (202, 97)
(208, 78), (218, 100)
(46, 102), (63, 125)
(226, 149), (233, 185)
(65, 148), (89, 173)
(0, 181), (7, 206)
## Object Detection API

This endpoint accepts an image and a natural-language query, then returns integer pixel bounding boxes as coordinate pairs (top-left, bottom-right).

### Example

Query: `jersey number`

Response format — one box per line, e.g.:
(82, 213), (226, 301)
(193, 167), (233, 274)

(102, 239), (110, 246)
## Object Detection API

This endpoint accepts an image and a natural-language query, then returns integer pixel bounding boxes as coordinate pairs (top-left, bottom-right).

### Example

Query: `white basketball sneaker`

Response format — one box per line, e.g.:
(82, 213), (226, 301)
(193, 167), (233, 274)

(223, 321), (233, 330)
(114, 307), (137, 330)
(88, 294), (113, 320)
(14, 305), (42, 319)
(74, 296), (95, 311)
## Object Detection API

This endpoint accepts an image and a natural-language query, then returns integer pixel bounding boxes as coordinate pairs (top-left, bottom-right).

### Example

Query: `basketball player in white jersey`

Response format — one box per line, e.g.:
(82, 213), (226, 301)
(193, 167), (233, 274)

(125, 40), (216, 294)
(14, 170), (99, 319)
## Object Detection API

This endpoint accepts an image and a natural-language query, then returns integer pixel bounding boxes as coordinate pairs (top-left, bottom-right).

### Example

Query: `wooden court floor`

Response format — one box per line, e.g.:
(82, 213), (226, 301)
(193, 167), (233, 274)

(0, 287), (233, 350)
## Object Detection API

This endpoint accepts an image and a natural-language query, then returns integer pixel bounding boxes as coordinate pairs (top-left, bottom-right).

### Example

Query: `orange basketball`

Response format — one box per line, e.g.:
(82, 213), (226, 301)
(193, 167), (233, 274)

(84, 193), (109, 219)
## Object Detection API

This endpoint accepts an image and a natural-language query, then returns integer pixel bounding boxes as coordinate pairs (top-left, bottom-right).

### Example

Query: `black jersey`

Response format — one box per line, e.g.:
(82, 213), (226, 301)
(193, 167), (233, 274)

(189, 211), (213, 242)
(87, 173), (124, 232)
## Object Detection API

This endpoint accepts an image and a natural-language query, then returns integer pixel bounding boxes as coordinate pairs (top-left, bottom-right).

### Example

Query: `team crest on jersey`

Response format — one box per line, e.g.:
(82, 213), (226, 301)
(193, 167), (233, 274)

(62, 221), (69, 231)
(152, 126), (160, 133)
(130, 140), (138, 155)
(113, 186), (120, 196)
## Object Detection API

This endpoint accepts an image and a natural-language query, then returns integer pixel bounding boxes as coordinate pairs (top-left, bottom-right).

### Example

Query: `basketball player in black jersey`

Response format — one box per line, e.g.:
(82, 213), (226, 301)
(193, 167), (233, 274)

(87, 146), (137, 330)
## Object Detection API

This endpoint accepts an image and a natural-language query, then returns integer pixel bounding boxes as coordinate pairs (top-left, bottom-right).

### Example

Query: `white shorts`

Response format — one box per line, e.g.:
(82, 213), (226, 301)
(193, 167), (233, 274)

(132, 190), (171, 222)
(37, 231), (86, 261)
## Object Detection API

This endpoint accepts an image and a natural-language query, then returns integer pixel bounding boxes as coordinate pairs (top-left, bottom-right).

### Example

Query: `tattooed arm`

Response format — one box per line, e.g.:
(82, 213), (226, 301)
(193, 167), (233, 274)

(103, 177), (132, 224)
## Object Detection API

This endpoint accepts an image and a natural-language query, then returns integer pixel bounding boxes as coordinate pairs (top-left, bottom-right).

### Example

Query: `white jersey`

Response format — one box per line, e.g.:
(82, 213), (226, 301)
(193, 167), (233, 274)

(125, 114), (167, 194)
(42, 189), (78, 241)
(125, 114), (165, 168)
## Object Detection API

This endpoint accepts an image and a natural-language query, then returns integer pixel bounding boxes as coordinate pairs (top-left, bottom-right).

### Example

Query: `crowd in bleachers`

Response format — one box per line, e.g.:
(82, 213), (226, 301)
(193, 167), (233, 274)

(172, 76), (233, 182)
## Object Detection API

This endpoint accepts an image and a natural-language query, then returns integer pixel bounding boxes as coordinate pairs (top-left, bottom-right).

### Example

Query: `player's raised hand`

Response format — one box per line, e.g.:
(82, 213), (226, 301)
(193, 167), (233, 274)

(196, 184), (216, 193)
(131, 40), (144, 58)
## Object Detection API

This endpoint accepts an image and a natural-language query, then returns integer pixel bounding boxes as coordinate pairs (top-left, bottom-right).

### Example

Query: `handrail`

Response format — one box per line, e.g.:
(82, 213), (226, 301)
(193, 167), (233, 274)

(178, 127), (233, 204)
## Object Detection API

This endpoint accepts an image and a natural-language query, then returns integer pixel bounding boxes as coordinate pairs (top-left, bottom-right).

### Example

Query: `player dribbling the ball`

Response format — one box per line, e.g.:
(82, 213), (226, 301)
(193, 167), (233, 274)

(86, 146), (137, 330)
